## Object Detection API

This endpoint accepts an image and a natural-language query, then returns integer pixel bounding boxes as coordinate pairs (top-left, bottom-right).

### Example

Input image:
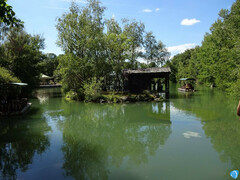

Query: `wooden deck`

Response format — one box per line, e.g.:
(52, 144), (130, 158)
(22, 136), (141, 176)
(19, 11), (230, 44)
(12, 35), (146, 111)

(39, 84), (62, 88)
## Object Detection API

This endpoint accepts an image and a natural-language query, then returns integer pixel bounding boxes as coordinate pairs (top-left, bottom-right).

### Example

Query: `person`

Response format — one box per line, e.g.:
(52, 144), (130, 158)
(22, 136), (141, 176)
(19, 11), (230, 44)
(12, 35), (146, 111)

(237, 100), (240, 116)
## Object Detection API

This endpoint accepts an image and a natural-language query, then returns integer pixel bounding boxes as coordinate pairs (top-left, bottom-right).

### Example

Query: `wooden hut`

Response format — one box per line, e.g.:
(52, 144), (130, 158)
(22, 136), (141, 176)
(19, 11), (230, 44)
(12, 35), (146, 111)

(40, 74), (54, 85)
(0, 83), (31, 116)
(123, 67), (171, 98)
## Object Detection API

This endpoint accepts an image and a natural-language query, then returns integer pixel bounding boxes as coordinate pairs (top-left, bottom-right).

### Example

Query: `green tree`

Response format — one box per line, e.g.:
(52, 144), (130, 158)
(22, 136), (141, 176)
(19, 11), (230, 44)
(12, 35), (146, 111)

(144, 31), (157, 64)
(168, 0), (240, 94)
(0, 0), (23, 40)
(122, 19), (145, 68)
(105, 18), (128, 90)
(0, 0), (22, 26)
(39, 53), (59, 76)
(0, 66), (20, 83)
(3, 27), (44, 85)
(56, 1), (107, 78)
(144, 32), (169, 67)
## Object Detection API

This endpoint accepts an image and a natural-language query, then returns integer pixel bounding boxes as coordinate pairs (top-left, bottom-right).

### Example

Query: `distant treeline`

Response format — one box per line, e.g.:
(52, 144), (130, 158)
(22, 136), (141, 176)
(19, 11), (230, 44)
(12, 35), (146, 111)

(167, 0), (240, 96)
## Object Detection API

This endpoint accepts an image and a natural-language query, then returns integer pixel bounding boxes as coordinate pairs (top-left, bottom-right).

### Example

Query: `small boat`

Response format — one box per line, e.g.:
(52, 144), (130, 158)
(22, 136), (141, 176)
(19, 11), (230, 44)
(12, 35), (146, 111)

(178, 78), (195, 92)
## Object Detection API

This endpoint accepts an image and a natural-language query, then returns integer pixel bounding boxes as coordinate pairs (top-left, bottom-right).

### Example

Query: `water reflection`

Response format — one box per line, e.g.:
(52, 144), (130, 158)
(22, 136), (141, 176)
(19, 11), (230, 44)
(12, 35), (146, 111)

(32, 88), (63, 105)
(0, 117), (51, 179)
(54, 101), (171, 179)
(170, 85), (240, 177)
(2, 86), (239, 179)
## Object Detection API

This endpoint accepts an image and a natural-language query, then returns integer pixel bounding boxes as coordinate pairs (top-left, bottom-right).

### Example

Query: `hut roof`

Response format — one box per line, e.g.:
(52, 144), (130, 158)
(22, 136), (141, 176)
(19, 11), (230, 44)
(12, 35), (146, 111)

(40, 74), (53, 80)
(123, 67), (171, 74)
(0, 83), (28, 87)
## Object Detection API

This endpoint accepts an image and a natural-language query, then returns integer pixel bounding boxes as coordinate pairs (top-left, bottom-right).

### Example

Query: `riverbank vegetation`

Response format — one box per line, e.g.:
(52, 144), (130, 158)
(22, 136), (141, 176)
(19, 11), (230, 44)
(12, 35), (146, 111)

(1, 0), (240, 100)
(167, 0), (240, 97)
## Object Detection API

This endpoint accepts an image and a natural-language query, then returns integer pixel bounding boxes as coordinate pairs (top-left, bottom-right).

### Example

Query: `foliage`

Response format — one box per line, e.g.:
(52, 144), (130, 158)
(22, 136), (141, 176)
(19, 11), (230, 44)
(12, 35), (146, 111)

(65, 90), (79, 101)
(83, 77), (103, 102)
(144, 31), (170, 66)
(56, 1), (108, 79)
(39, 53), (59, 76)
(0, 0), (22, 26)
(55, 53), (93, 93)
(0, 0), (23, 40)
(122, 18), (145, 68)
(105, 18), (129, 90)
(55, 0), (170, 99)
(1, 27), (45, 85)
(168, 0), (240, 94)
(0, 66), (20, 83)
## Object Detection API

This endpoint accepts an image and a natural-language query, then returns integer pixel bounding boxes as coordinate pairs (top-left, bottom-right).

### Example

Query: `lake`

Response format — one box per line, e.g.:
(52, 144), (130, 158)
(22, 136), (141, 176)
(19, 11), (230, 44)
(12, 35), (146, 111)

(0, 84), (239, 180)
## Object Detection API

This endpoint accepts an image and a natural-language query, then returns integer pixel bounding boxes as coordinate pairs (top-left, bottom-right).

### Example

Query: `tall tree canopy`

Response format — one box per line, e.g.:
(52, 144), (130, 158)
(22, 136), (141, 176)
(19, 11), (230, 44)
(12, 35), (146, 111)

(0, 0), (23, 39)
(168, 0), (240, 96)
(144, 31), (170, 66)
(1, 27), (45, 85)
(55, 0), (169, 96)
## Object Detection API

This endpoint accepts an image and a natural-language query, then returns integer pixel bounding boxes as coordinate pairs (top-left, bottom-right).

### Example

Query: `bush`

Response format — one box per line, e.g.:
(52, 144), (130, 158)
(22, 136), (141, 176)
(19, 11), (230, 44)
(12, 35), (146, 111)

(65, 90), (78, 100)
(142, 90), (151, 97)
(83, 77), (103, 102)
(227, 78), (240, 98)
(0, 67), (20, 84)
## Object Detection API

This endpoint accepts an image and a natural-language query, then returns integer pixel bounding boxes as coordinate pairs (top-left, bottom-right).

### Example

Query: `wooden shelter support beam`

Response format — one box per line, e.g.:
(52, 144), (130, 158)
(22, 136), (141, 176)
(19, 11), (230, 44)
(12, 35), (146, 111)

(165, 75), (170, 99)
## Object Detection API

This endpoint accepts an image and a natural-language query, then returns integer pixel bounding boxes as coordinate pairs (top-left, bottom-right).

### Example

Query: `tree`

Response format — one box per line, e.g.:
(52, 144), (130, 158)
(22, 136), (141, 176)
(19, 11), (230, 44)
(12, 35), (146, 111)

(56, 0), (169, 98)
(105, 18), (129, 90)
(56, 1), (110, 92)
(122, 19), (145, 68)
(143, 31), (169, 67)
(3, 27), (44, 85)
(39, 53), (59, 76)
(144, 31), (157, 64)
(0, 66), (20, 83)
(0, 0), (22, 26)
(155, 41), (170, 67)
(0, 0), (23, 40)
(55, 53), (93, 93)
(56, 1), (108, 78)
(168, 0), (240, 94)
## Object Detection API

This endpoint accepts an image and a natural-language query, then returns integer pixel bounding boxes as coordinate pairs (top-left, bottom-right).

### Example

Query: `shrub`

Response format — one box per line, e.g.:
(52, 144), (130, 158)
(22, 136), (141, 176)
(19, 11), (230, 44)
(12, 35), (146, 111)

(0, 67), (20, 84)
(65, 90), (78, 100)
(142, 90), (151, 97)
(83, 77), (103, 102)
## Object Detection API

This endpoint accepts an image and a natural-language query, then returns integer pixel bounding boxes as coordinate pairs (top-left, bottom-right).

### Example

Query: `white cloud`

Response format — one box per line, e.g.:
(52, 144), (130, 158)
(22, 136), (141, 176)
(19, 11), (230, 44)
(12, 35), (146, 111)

(167, 43), (196, 55)
(181, 18), (200, 26)
(143, 9), (153, 13)
(62, 0), (87, 3)
(183, 131), (201, 139)
(156, 8), (160, 12)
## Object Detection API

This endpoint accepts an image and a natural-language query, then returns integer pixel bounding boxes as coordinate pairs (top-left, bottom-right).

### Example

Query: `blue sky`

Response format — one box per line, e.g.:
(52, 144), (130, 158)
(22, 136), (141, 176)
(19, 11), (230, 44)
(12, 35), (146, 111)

(9, 0), (236, 57)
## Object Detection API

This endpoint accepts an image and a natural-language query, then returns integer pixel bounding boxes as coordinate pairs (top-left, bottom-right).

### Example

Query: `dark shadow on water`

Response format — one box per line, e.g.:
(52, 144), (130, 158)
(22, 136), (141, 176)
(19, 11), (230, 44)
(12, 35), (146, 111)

(0, 114), (51, 179)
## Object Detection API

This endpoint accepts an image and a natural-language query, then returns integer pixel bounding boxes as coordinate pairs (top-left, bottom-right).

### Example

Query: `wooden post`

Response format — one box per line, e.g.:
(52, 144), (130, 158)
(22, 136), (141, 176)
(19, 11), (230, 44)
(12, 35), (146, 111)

(165, 75), (170, 99)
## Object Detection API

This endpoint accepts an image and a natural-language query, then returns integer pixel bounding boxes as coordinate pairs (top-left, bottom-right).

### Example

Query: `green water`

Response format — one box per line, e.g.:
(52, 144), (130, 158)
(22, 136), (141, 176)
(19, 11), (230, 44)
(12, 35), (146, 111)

(0, 85), (240, 180)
